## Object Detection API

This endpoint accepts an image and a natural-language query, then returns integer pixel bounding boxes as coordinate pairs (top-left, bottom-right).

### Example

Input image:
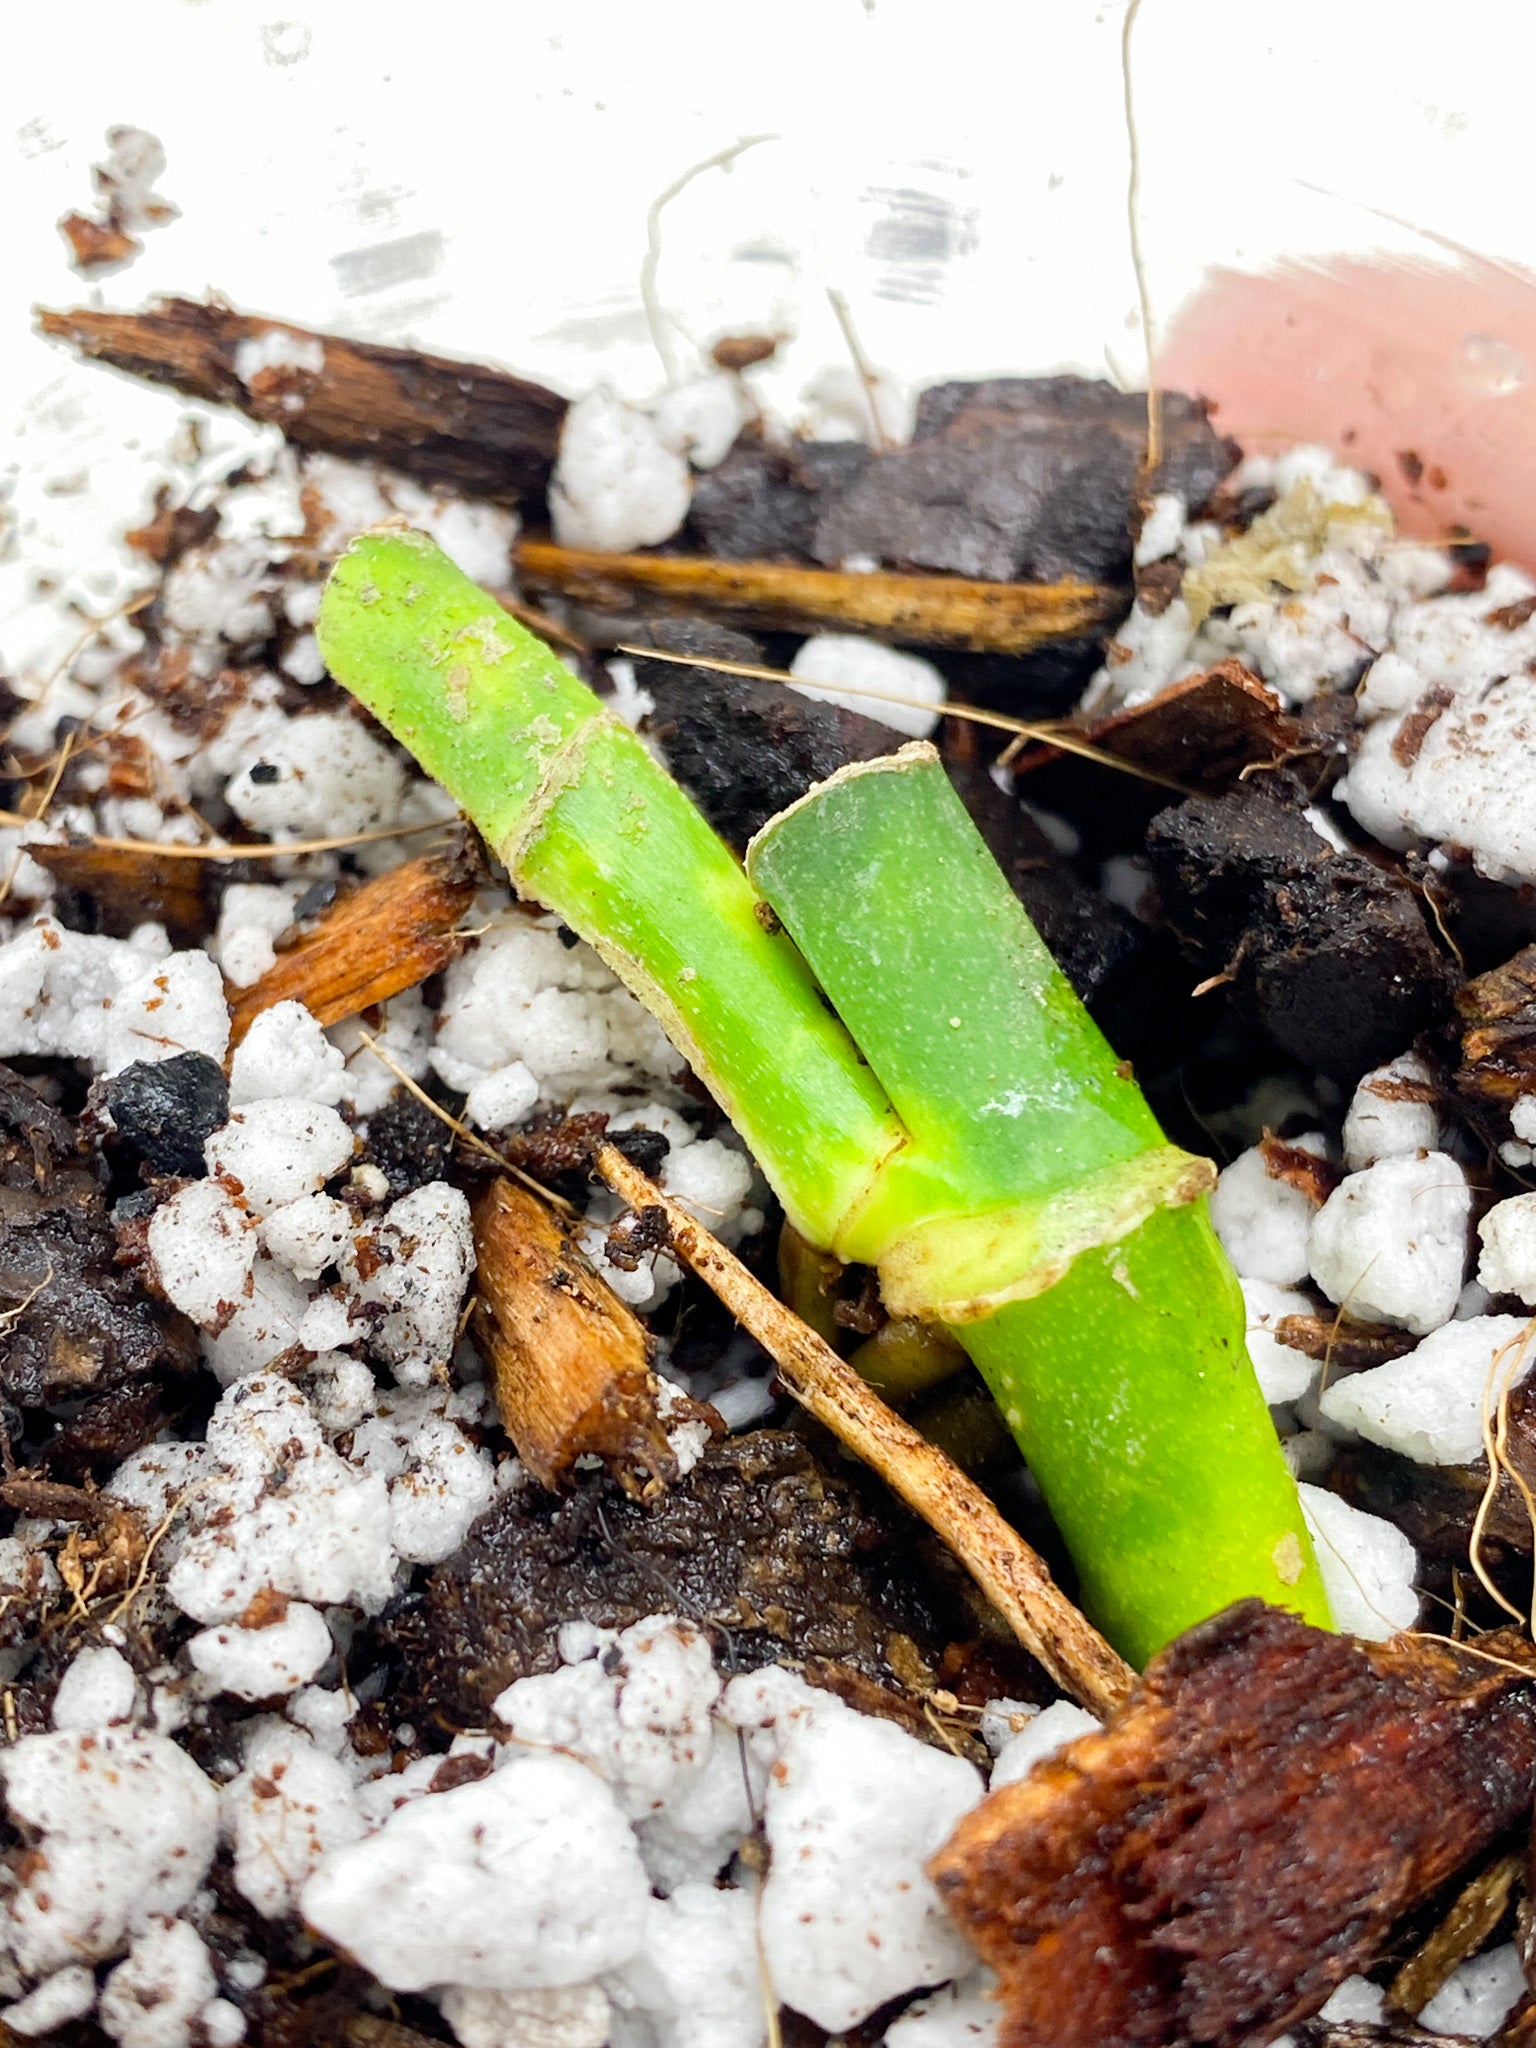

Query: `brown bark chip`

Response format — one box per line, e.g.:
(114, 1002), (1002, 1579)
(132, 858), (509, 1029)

(37, 297), (567, 512)
(29, 840), (211, 949)
(930, 1602), (1536, 2048)
(515, 540), (1117, 655)
(57, 213), (140, 276)
(1085, 662), (1306, 797)
(226, 835), (479, 1044)
(1271, 1315), (1417, 1375)
(471, 1176), (676, 1495)
(1259, 1132), (1341, 1207)
(1458, 944), (1536, 1116)
(379, 1429), (969, 1725)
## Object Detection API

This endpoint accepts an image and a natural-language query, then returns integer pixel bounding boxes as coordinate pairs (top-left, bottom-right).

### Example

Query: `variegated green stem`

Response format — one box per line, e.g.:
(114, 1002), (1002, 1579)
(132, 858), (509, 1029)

(746, 745), (1329, 1663)
(317, 531), (901, 1249)
(319, 531), (1331, 1662)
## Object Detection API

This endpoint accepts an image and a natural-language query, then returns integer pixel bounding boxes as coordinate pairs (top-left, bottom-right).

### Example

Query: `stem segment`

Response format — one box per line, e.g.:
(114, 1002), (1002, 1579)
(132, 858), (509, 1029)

(962, 1207), (1326, 1667)
(318, 531), (1332, 1662)
(318, 531), (901, 1250)
(746, 743), (1330, 1661)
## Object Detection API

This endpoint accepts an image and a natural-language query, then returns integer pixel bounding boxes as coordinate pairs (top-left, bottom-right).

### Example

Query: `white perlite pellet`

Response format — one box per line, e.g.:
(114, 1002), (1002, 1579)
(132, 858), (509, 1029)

(0, 921), (229, 1075)
(884, 1979), (1000, 2048)
(302, 1752), (651, 1992)
(652, 375), (752, 472)
(1418, 1944), (1527, 2038)
(187, 1601), (333, 1700)
(342, 1183), (475, 1387)
(1134, 493), (1186, 566)
(989, 1701), (1100, 1789)
(1240, 1278), (1318, 1404)
(1318, 1315), (1536, 1466)
(1317, 1978), (1386, 2027)
(1338, 565), (1536, 885)
(1298, 1484), (1419, 1640)
(201, 1254), (313, 1385)
(214, 883), (303, 989)
(722, 1666), (980, 2030)
(1209, 1136), (1330, 1287)
(51, 1646), (138, 1732)
(788, 635), (946, 739)
(463, 1061), (540, 1133)
(441, 1984), (611, 2048)
(3, 1966), (99, 2038)
(224, 712), (407, 841)
(229, 1000), (347, 1106)
(98, 1918), (219, 2048)
(493, 1616), (729, 1828)
(260, 1192), (355, 1282)
(605, 1883), (763, 2048)
(148, 1180), (258, 1331)
(349, 1388), (496, 1565)
(163, 1374), (395, 1623)
(224, 1718), (365, 1920)
(1477, 1194), (1536, 1304)
(300, 452), (519, 588)
(0, 1730), (219, 1975)
(1307, 1152), (1470, 1335)
(1342, 1053), (1439, 1172)
(550, 389), (691, 554)
(206, 1098), (355, 1215)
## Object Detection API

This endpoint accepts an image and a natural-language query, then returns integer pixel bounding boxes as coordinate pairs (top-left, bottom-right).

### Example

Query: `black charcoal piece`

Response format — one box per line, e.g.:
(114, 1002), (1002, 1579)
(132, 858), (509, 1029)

(688, 435), (871, 560)
(601, 1125), (670, 1182)
(362, 1084), (454, 1198)
(0, 1063), (196, 1408)
(629, 615), (903, 849)
(102, 1051), (229, 1178)
(1146, 779), (1458, 1083)
(291, 876), (339, 921)
(933, 639), (1110, 722)
(813, 376), (1236, 585)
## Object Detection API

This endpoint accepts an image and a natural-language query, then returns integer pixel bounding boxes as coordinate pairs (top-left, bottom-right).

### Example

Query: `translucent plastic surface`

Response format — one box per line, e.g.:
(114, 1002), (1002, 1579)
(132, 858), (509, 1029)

(5, 0), (1536, 676)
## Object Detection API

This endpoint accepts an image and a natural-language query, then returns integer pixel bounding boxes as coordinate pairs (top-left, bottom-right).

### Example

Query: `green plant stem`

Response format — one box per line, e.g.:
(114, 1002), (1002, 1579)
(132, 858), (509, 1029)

(747, 744), (1330, 1658)
(318, 531), (1332, 1661)
(746, 748), (1208, 1300)
(961, 1206), (1326, 1666)
(317, 531), (901, 1250)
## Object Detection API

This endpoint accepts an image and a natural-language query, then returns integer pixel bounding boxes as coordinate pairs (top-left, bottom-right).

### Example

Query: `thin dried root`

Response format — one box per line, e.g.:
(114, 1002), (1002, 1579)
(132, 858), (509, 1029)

(593, 1142), (1135, 1716)
(515, 540), (1119, 656)
(616, 643), (1192, 794)
(227, 835), (480, 1044)
(471, 1178), (677, 1496)
(0, 816), (451, 860)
